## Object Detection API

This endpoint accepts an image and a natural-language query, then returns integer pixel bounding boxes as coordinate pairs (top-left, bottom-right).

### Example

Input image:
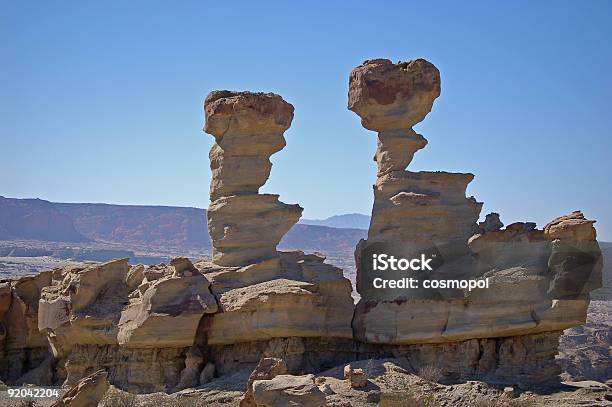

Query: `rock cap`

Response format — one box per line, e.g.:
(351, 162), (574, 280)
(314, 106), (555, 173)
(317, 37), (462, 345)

(205, 91), (294, 139)
(544, 211), (597, 241)
(348, 58), (441, 131)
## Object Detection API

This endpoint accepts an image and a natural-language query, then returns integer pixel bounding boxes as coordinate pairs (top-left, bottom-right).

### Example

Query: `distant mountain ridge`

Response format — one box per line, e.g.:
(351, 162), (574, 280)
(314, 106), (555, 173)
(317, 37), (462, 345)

(300, 213), (370, 230)
(0, 197), (366, 253)
(0, 196), (89, 242)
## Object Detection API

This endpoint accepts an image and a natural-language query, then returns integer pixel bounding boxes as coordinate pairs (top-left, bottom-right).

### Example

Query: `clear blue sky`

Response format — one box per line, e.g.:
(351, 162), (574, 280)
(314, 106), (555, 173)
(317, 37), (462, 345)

(1, 1), (611, 240)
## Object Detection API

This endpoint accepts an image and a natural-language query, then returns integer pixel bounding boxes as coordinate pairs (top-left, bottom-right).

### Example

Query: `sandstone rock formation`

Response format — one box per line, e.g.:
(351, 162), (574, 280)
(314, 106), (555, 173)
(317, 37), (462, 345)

(344, 364), (367, 389)
(204, 91), (302, 266)
(201, 90), (355, 344)
(0, 270), (51, 384)
(252, 374), (326, 407)
(52, 369), (109, 407)
(348, 58), (602, 381)
(240, 357), (288, 407)
(0, 64), (605, 403)
(117, 258), (218, 348)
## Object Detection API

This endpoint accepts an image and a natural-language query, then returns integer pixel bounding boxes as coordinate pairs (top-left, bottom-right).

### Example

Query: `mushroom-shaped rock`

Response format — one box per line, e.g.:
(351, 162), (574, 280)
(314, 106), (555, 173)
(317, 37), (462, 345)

(205, 91), (294, 140)
(348, 58), (441, 132)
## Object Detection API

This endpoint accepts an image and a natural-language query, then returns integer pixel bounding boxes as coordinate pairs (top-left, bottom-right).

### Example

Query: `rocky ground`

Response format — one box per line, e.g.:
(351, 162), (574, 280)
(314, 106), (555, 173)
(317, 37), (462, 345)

(558, 300), (611, 382)
(93, 360), (612, 406)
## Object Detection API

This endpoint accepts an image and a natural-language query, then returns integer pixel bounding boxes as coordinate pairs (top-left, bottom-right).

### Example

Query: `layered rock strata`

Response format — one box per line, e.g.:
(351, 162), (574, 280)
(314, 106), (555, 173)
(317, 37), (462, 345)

(348, 58), (602, 354)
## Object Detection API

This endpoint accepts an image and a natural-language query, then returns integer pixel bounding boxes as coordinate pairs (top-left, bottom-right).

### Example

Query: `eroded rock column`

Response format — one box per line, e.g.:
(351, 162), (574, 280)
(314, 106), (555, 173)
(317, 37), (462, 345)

(204, 91), (303, 266)
(349, 59), (482, 249)
(200, 90), (354, 346)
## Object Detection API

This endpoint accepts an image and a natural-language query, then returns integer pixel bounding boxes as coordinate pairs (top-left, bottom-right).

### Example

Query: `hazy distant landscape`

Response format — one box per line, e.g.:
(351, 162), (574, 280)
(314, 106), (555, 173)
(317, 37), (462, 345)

(0, 196), (366, 280)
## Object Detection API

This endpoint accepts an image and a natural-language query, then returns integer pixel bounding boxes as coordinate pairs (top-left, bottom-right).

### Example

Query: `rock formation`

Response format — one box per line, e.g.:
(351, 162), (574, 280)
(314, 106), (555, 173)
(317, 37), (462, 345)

(0, 63), (604, 404)
(204, 91), (303, 266)
(0, 271), (52, 385)
(252, 374), (326, 407)
(31, 258), (219, 392)
(348, 58), (602, 383)
(200, 90), (355, 344)
(51, 370), (109, 407)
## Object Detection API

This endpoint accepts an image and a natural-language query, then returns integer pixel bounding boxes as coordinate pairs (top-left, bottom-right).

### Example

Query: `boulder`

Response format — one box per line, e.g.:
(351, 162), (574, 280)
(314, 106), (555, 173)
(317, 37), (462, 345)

(252, 374), (326, 407)
(344, 364), (367, 389)
(240, 357), (288, 407)
(52, 370), (109, 407)
(544, 211), (597, 241)
(117, 259), (218, 348)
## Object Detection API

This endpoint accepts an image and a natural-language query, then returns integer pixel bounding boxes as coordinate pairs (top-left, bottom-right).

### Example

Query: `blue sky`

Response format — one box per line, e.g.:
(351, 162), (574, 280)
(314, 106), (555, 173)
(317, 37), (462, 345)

(1, 1), (611, 240)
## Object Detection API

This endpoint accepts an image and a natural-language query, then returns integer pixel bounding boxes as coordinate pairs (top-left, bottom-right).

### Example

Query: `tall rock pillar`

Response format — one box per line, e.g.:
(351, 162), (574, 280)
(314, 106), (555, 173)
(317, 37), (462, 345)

(204, 91), (303, 266)
(201, 90), (354, 346)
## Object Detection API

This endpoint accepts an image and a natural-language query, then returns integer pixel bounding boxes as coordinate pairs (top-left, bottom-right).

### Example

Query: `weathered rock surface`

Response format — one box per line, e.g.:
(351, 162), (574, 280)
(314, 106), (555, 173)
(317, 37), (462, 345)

(252, 374), (326, 407)
(544, 210), (597, 241)
(97, 357), (612, 406)
(118, 259), (218, 348)
(344, 364), (367, 389)
(1, 62), (606, 403)
(0, 270), (51, 383)
(38, 259), (130, 357)
(199, 251), (354, 345)
(52, 369), (109, 407)
(207, 194), (302, 267)
(201, 89), (355, 347)
(348, 58), (441, 132)
(348, 56), (602, 366)
(204, 91), (303, 266)
(240, 357), (288, 407)
(558, 301), (612, 382)
(63, 344), (187, 393)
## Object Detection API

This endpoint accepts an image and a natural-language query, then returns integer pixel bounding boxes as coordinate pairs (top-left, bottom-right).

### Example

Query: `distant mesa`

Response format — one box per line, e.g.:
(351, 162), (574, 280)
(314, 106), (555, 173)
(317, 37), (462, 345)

(0, 196), (88, 243)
